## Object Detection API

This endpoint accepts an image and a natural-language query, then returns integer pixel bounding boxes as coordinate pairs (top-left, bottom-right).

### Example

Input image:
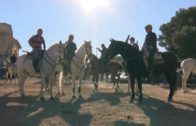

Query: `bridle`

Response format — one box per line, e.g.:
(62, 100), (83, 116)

(72, 42), (92, 69)
(43, 43), (65, 67)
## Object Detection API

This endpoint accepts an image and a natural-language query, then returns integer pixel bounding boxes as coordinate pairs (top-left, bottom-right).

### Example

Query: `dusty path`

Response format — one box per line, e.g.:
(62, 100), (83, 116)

(0, 78), (196, 126)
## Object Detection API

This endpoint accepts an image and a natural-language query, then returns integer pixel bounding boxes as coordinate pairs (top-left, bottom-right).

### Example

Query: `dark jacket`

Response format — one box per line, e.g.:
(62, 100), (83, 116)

(65, 42), (77, 60)
(144, 32), (157, 51)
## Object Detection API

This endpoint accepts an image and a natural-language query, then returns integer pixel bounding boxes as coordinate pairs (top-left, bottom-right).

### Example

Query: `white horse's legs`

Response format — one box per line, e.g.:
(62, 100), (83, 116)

(182, 71), (190, 93)
(72, 78), (76, 98)
(18, 72), (27, 97)
(57, 72), (64, 95)
(48, 76), (54, 99)
(60, 73), (65, 95)
(39, 76), (45, 100)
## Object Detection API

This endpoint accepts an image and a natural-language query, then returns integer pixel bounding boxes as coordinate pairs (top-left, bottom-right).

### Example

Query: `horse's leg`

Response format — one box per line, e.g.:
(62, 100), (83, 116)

(127, 74), (131, 94)
(95, 74), (99, 90)
(61, 74), (65, 95)
(48, 76), (54, 100)
(39, 76), (46, 100)
(129, 76), (135, 103)
(72, 77), (76, 99)
(111, 74), (115, 88)
(78, 71), (84, 98)
(182, 71), (190, 93)
(92, 75), (96, 89)
(18, 73), (27, 97)
(136, 76), (143, 102)
(117, 74), (120, 88)
(165, 70), (177, 102)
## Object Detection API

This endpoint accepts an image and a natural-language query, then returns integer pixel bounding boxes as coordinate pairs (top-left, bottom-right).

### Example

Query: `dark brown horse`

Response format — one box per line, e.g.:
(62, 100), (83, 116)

(85, 54), (122, 91)
(104, 39), (178, 102)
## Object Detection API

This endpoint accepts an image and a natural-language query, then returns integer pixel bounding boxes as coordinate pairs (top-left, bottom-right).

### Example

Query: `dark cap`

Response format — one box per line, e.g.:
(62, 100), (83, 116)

(145, 24), (152, 29)
(37, 28), (43, 32)
(69, 34), (74, 39)
(129, 37), (135, 41)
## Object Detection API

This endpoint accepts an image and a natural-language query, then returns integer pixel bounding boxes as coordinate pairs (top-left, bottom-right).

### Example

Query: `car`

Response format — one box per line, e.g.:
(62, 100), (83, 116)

(119, 72), (129, 83)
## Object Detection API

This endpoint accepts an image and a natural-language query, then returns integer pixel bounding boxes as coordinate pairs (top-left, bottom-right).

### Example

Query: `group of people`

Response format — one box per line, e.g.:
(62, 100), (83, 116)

(96, 24), (157, 75)
(28, 29), (76, 74)
(28, 24), (157, 76)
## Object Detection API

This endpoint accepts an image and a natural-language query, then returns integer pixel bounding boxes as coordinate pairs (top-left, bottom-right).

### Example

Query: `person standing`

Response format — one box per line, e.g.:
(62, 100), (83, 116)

(129, 37), (139, 50)
(28, 28), (46, 73)
(142, 24), (157, 74)
(96, 44), (107, 61)
(10, 53), (17, 64)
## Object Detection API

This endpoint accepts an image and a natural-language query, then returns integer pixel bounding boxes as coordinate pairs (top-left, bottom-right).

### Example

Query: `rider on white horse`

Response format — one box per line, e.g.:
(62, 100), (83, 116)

(64, 34), (77, 75)
(28, 28), (46, 73)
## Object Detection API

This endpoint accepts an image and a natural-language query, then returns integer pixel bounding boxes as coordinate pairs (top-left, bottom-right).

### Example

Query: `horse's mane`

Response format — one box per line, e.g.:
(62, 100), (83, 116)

(111, 40), (140, 56)
(47, 43), (59, 51)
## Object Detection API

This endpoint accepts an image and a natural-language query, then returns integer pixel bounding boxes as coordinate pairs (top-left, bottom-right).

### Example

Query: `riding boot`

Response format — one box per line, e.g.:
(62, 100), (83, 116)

(33, 60), (40, 73)
(63, 64), (69, 76)
(67, 60), (72, 74)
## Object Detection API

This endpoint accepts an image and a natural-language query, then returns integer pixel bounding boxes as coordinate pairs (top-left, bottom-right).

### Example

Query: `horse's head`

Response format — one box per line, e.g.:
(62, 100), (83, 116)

(1, 58), (10, 67)
(84, 40), (93, 59)
(56, 41), (65, 63)
(104, 38), (123, 61)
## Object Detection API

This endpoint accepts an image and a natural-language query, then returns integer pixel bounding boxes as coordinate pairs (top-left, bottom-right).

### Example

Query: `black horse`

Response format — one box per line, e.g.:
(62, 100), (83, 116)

(104, 39), (178, 102)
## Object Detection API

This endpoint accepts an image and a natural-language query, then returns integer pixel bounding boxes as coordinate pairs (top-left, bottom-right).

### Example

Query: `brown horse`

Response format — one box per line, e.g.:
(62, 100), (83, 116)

(85, 54), (122, 91)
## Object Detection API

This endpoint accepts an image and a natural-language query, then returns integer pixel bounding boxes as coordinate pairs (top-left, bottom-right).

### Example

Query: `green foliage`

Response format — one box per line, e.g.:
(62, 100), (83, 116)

(159, 6), (196, 59)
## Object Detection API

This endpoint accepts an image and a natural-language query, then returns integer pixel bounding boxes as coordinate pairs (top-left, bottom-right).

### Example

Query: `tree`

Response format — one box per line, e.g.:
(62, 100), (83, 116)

(159, 6), (196, 59)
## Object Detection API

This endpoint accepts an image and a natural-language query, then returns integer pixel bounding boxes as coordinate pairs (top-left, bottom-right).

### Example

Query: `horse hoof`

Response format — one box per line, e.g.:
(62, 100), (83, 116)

(72, 96), (76, 99)
(79, 95), (82, 98)
(20, 95), (25, 98)
(129, 98), (134, 104)
(183, 90), (188, 93)
(49, 97), (55, 100)
(167, 98), (173, 102)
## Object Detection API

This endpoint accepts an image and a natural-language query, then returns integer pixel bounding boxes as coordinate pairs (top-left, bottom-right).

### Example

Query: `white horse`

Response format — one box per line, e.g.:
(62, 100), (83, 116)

(181, 58), (196, 92)
(62, 40), (92, 98)
(16, 41), (65, 100)
(3, 58), (17, 83)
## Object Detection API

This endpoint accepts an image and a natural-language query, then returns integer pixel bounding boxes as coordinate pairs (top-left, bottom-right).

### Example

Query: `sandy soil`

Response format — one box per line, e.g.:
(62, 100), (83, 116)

(0, 78), (196, 126)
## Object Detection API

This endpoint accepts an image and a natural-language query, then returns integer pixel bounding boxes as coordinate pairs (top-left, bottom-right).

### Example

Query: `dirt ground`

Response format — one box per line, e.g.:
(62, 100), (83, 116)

(0, 78), (196, 126)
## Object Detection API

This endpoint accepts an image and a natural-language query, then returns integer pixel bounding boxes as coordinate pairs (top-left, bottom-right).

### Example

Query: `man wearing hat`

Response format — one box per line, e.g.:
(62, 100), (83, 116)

(143, 24), (157, 75)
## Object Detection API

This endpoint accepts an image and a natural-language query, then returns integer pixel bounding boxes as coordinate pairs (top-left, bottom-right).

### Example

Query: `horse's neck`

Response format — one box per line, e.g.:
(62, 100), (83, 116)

(44, 45), (57, 61)
(75, 44), (86, 60)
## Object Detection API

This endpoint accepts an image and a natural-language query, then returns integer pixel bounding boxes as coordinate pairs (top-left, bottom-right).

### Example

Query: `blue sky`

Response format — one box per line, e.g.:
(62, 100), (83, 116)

(1, 0), (195, 56)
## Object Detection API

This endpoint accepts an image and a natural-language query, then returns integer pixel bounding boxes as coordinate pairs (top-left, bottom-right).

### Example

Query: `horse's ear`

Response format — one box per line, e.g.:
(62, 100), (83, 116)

(59, 41), (62, 44)
(110, 38), (114, 43)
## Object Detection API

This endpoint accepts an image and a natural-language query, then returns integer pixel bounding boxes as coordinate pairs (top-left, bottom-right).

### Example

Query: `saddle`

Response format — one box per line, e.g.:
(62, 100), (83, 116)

(143, 51), (165, 71)
(154, 52), (164, 64)
(24, 50), (44, 73)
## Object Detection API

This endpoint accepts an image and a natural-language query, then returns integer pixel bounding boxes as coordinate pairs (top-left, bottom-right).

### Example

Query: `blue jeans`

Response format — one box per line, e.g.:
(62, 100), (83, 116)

(32, 48), (41, 72)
